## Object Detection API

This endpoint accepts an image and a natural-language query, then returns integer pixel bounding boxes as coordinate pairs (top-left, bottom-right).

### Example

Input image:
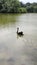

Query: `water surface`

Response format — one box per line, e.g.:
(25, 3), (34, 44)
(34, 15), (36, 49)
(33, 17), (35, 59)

(0, 13), (37, 65)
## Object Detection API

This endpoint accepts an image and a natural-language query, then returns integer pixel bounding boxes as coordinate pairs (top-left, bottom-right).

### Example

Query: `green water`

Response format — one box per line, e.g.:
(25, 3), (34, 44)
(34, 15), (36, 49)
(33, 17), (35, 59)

(0, 14), (17, 26)
(0, 13), (37, 65)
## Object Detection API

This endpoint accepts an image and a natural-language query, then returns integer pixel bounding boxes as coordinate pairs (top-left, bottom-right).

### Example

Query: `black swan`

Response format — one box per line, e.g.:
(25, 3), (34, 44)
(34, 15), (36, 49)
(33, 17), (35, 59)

(17, 28), (24, 36)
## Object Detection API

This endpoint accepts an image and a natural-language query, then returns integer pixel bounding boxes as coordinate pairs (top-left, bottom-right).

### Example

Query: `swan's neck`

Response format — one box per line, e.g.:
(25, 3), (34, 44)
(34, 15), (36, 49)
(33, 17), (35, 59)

(17, 29), (19, 34)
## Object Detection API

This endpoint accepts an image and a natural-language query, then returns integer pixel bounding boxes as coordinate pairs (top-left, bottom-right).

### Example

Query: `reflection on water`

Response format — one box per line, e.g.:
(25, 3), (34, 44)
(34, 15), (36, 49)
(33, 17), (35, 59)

(0, 14), (17, 27)
(0, 13), (37, 65)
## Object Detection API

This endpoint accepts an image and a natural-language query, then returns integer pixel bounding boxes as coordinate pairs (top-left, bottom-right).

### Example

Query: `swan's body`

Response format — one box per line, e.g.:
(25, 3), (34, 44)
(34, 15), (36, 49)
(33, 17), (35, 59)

(17, 28), (24, 36)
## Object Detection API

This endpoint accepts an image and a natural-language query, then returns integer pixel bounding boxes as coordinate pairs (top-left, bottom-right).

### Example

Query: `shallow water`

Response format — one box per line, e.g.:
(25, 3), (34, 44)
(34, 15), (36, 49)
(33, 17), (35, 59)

(0, 13), (37, 65)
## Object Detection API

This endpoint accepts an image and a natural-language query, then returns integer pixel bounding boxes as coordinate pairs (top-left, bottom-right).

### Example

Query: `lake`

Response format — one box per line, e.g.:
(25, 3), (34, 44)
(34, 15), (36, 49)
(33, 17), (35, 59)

(0, 13), (37, 65)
